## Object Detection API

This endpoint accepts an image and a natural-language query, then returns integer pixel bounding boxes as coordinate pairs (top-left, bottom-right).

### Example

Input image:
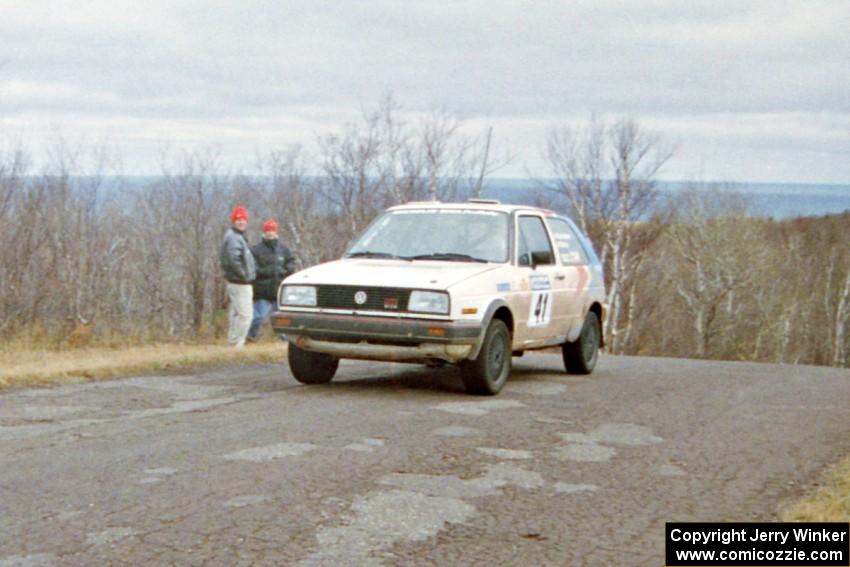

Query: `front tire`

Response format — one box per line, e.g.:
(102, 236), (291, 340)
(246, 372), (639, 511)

(288, 342), (339, 384)
(562, 311), (600, 374)
(460, 319), (511, 395)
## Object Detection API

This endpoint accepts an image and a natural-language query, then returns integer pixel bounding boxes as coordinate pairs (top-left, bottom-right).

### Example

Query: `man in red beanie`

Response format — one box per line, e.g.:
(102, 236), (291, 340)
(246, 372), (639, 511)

(219, 206), (256, 347)
(247, 218), (296, 341)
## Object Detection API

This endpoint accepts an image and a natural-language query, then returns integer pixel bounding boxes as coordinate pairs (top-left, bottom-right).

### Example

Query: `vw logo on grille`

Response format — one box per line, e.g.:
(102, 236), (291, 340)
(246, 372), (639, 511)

(354, 291), (368, 305)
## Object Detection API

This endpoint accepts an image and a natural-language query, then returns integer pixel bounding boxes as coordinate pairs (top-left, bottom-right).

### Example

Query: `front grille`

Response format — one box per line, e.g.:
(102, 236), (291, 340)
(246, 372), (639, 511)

(316, 285), (413, 312)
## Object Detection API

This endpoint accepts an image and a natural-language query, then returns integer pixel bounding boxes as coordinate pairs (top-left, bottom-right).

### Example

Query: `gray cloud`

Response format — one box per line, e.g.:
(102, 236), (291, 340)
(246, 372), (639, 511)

(1, 0), (849, 182)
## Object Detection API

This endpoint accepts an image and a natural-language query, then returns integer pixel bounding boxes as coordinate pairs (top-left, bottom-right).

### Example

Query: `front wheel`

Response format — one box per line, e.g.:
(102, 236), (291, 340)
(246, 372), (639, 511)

(460, 319), (511, 395)
(562, 311), (600, 374)
(288, 342), (339, 384)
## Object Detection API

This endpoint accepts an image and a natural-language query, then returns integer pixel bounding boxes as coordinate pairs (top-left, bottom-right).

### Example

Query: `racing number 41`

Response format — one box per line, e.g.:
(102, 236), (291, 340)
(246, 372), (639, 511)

(528, 290), (552, 327)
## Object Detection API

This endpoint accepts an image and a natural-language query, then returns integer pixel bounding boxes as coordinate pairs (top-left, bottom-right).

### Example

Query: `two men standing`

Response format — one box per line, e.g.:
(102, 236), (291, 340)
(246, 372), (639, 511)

(219, 207), (294, 347)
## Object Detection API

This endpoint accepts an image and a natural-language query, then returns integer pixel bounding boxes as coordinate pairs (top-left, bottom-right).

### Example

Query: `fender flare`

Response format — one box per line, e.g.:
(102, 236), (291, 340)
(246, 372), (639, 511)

(566, 301), (606, 346)
(468, 299), (512, 360)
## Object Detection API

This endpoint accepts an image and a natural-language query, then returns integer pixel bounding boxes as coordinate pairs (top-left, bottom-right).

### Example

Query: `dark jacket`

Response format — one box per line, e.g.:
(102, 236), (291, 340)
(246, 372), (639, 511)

(251, 237), (296, 301)
(220, 227), (256, 284)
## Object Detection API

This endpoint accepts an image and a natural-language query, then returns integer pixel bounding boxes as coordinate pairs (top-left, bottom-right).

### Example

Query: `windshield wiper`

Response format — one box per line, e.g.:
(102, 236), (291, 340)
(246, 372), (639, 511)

(410, 252), (488, 263)
(346, 251), (412, 261)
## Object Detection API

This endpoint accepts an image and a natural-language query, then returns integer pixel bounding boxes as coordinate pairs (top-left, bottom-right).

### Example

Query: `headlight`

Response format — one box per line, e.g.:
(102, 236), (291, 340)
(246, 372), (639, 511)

(280, 285), (317, 306)
(408, 290), (449, 314)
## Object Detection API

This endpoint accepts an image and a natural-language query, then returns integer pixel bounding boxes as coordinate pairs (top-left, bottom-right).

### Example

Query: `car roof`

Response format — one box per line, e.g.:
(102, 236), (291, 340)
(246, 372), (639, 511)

(387, 200), (558, 216)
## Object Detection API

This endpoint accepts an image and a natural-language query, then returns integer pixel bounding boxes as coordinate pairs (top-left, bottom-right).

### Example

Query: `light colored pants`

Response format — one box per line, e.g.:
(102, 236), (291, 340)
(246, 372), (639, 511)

(227, 283), (253, 347)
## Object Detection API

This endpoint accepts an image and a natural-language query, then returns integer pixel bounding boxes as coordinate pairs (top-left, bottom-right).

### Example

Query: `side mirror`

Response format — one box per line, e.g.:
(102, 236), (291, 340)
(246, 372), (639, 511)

(531, 250), (552, 269)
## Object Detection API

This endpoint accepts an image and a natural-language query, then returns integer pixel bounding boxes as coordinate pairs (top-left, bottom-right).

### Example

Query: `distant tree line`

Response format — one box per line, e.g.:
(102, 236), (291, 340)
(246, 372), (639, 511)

(0, 100), (847, 368)
(537, 116), (850, 368)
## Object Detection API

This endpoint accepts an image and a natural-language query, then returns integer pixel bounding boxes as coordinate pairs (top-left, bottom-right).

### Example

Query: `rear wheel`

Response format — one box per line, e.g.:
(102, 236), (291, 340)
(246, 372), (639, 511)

(562, 311), (600, 374)
(288, 342), (339, 384)
(460, 319), (511, 395)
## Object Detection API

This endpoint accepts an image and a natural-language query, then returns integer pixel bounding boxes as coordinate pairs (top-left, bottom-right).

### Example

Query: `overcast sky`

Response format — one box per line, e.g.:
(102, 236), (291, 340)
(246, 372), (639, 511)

(1, 0), (849, 183)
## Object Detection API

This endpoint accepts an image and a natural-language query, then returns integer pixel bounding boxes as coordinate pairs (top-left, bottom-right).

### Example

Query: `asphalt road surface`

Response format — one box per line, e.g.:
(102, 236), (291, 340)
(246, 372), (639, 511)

(1, 354), (849, 566)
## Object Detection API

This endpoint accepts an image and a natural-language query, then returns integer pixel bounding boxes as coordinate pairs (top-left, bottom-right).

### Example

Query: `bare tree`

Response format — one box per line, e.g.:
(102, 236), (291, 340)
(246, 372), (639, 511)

(542, 116), (674, 352)
(465, 125), (514, 199)
(831, 258), (850, 366)
(317, 95), (403, 239)
(666, 189), (764, 358)
(418, 108), (468, 201)
(260, 145), (337, 265)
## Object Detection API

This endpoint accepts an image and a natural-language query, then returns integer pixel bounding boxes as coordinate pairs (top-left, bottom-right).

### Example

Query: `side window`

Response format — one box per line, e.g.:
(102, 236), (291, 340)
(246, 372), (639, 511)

(547, 218), (589, 265)
(517, 216), (555, 266)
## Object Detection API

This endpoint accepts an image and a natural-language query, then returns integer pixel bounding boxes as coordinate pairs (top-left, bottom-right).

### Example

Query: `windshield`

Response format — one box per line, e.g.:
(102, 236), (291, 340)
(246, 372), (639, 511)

(347, 209), (510, 263)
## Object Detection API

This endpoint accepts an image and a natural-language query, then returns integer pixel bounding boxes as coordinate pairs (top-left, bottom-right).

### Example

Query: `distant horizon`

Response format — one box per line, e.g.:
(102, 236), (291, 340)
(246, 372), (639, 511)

(37, 173), (850, 190)
(37, 174), (849, 219)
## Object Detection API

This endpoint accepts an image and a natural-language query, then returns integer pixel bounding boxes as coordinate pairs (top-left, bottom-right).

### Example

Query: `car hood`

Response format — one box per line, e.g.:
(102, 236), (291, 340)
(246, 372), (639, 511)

(283, 258), (501, 290)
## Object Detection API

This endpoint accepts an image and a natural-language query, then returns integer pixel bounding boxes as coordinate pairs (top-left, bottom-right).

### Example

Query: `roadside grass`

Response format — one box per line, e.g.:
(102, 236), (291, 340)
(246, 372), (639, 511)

(782, 455), (850, 522)
(0, 341), (287, 391)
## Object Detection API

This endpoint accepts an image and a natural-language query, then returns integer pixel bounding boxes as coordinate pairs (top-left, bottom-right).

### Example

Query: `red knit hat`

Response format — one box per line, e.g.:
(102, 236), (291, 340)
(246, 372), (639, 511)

(262, 219), (279, 232)
(231, 206), (248, 222)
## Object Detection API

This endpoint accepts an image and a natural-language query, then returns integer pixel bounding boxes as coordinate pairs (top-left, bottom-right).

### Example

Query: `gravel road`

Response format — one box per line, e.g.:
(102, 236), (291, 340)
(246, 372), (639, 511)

(1, 354), (848, 566)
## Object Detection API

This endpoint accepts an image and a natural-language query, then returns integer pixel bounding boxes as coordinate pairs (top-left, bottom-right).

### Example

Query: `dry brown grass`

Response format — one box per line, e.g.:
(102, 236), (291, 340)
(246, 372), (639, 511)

(0, 341), (287, 391)
(782, 455), (850, 522)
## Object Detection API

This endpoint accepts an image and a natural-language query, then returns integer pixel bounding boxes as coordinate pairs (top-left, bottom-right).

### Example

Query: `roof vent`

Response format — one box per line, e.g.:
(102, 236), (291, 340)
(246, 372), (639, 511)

(467, 198), (501, 204)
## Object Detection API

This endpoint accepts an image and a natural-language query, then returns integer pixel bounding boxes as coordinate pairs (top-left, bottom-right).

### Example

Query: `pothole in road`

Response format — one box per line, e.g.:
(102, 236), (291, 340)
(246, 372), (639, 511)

(505, 382), (569, 396)
(535, 415), (568, 425)
(554, 483), (599, 494)
(297, 490), (476, 567)
(553, 443), (616, 462)
(224, 495), (272, 508)
(139, 467), (178, 485)
(126, 397), (244, 419)
(552, 423), (664, 463)
(300, 463), (544, 566)
(476, 447), (532, 460)
(345, 438), (386, 452)
(143, 467), (177, 476)
(96, 377), (231, 400)
(434, 400), (525, 416)
(432, 425), (483, 437)
(378, 462), (545, 498)
(221, 442), (317, 462)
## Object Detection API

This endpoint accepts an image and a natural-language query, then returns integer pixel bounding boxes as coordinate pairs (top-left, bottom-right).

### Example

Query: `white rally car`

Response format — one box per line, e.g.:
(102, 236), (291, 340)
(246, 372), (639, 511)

(271, 200), (607, 395)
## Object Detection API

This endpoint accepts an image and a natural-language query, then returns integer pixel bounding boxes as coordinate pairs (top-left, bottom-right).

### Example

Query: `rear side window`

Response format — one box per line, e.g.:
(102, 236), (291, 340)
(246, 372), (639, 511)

(517, 216), (555, 266)
(546, 217), (589, 265)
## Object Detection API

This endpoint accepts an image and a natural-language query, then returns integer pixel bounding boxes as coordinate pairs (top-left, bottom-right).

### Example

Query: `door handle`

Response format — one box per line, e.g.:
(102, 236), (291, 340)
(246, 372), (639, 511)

(555, 273), (566, 281)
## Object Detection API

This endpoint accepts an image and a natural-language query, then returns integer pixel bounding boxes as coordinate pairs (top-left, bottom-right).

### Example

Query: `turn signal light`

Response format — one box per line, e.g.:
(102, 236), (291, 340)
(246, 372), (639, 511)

(461, 308), (478, 315)
(427, 327), (447, 337)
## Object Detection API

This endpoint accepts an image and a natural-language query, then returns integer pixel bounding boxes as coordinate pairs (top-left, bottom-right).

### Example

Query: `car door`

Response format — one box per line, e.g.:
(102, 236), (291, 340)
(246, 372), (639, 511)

(544, 216), (592, 335)
(515, 214), (568, 344)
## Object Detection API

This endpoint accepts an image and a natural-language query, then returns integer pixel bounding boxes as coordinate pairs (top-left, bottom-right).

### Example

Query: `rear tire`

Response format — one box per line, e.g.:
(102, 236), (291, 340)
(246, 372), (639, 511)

(562, 311), (600, 374)
(460, 319), (511, 395)
(288, 342), (339, 384)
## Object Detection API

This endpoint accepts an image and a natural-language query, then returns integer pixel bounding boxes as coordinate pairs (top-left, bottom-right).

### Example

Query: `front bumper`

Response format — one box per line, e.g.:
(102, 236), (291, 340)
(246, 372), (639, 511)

(271, 310), (482, 363)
